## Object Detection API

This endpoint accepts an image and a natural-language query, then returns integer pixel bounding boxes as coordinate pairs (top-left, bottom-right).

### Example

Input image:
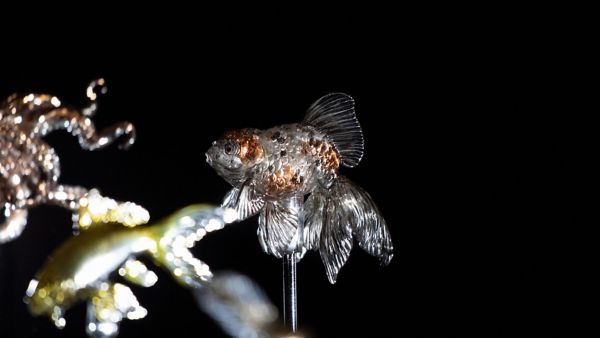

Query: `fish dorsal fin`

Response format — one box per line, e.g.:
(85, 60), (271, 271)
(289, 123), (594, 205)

(302, 93), (364, 167)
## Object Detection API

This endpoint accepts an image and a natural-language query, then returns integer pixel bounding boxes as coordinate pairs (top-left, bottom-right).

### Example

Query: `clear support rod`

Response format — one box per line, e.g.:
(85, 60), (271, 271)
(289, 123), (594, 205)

(283, 253), (297, 332)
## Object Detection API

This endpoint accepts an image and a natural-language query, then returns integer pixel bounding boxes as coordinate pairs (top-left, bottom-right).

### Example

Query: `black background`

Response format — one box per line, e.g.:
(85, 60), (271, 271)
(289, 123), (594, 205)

(0, 14), (580, 338)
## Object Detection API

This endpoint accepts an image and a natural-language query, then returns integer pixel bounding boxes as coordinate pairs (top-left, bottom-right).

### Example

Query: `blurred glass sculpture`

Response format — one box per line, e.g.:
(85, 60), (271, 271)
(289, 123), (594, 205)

(0, 80), (293, 338)
(25, 193), (283, 338)
(0, 79), (135, 243)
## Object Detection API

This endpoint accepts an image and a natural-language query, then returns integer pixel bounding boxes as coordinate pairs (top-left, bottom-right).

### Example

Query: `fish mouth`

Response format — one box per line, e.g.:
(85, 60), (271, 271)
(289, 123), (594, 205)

(205, 152), (213, 165)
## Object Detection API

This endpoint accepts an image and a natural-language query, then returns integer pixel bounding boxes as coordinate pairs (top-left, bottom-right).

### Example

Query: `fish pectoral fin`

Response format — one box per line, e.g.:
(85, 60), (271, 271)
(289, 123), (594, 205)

(302, 93), (364, 168)
(258, 198), (303, 258)
(118, 259), (158, 287)
(222, 183), (264, 221)
(86, 283), (147, 337)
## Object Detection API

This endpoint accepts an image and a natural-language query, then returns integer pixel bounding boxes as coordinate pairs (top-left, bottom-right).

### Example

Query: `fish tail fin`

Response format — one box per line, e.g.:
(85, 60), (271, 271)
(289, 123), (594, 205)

(304, 176), (393, 283)
(336, 177), (394, 266)
(302, 93), (364, 167)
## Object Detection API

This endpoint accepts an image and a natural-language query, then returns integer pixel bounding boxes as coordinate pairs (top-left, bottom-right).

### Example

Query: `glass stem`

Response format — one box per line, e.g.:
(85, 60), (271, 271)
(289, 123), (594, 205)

(283, 253), (297, 332)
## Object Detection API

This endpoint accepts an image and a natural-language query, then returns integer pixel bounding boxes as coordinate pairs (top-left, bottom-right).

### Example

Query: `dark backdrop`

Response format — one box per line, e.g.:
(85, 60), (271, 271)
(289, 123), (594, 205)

(0, 19), (576, 337)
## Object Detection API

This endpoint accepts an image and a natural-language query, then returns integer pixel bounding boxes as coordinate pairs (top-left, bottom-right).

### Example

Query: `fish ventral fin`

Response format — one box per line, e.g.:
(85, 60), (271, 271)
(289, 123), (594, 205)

(302, 93), (364, 167)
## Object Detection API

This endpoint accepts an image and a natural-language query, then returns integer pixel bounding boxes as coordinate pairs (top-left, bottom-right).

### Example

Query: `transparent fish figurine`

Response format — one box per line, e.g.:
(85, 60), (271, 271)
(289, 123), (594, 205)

(206, 93), (394, 283)
(0, 79), (135, 243)
(24, 191), (280, 338)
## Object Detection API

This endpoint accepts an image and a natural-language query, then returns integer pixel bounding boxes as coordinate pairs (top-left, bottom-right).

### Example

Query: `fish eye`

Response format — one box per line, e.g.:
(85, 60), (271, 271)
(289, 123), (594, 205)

(223, 142), (239, 155)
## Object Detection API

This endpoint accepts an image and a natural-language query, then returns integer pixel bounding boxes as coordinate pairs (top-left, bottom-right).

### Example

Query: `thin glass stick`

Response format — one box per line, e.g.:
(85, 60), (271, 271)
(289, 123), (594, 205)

(283, 253), (297, 332)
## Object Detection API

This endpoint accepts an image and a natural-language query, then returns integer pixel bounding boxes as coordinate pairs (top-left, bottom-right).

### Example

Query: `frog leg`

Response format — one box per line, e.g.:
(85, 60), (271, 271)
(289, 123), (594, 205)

(1, 92), (60, 122)
(47, 185), (88, 210)
(31, 107), (136, 151)
(50, 304), (67, 329)
(155, 243), (213, 289)
(86, 282), (147, 338)
(151, 206), (236, 288)
(118, 258), (158, 287)
(75, 190), (149, 230)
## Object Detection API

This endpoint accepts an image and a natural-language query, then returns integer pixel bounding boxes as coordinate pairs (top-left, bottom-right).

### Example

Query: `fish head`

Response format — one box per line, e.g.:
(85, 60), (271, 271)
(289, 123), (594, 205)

(206, 129), (264, 187)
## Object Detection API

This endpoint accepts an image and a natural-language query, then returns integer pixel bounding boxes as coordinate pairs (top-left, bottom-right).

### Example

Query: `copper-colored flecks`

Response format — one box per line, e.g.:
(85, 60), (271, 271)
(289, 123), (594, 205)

(224, 129), (264, 164)
(303, 139), (340, 172)
(266, 165), (302, 195)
